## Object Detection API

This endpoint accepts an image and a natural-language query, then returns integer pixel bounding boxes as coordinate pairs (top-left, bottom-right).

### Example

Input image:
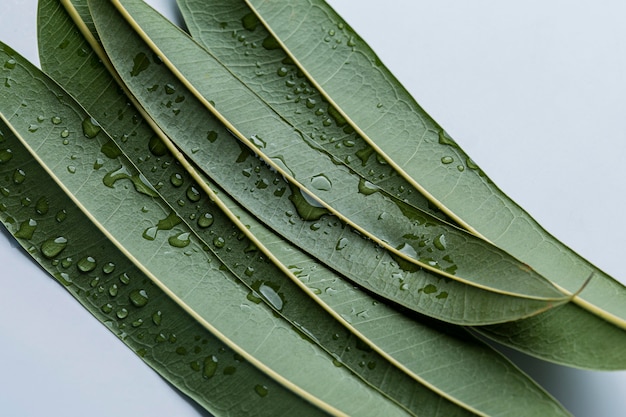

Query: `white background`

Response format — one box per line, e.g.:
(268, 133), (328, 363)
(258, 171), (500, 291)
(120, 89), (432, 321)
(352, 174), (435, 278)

(1, 1), (625, 416)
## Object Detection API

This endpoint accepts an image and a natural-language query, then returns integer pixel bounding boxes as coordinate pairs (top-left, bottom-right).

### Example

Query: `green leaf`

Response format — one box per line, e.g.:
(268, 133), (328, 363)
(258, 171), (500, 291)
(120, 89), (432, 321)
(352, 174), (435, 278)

(0, 39), (413, 417)
(239, 0), (626, 367)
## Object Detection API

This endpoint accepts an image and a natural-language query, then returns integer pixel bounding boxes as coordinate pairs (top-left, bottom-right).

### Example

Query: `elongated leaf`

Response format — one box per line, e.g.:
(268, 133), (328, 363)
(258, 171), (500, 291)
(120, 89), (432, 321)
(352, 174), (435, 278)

(38, 3), (479, 416)
(243, 0), (626, 330)
(0, 41), (413, 417)
(111, 0), (567, 307)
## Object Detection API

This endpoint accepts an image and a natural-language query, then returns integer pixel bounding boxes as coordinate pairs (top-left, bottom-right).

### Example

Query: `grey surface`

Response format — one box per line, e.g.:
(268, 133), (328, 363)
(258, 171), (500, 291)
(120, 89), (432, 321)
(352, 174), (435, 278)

(1, 1), (625, 416)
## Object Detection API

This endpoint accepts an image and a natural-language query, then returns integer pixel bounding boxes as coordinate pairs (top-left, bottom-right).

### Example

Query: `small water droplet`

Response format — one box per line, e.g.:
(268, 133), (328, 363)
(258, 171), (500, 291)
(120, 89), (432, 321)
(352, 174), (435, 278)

(170, 173), (184, 187)
(164, 83), (176, 94)
(101, 303), (113, 314)
(434, 234), (447, 251)
(51, 116), (62, 125)
(77, 256), (97, 273)
(203, 355), (219, 379)
(60, 129), (70, 139)
(198, 212), (214, 228)
(258, 282), (284, 311)
(186, 185), (201, 202)
(254, 384), (269, 398)
(148, 135), (168, 156)
(129, 289), (149, 307)
(0, 148), (13, 163)
(335, 237), (348, 251)
(109, 284), (119, 297)
(441, 156), (454, 164)
(116, 308), (129, 319)
(119, 272), (131, 285)
(67, 165), (76, 174)
(41, 237), (68, 258)
(357, 178), (378, 195)
(82, 117), (101, 139)
(55, 209), (67, 223)
(207, 130), (218, 143)
(213, 236), (226, 248)
(13, 169), (26, 184)
(4, 58), (16, 69)
(152, 310), (162, 325)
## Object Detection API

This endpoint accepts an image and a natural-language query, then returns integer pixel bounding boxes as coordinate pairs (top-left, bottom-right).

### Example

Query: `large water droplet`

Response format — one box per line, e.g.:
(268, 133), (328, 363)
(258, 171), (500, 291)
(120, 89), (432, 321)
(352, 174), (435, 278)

(148, 135), (168, 156)
(310, 174), (332, 191)
(358, 178), (378, 195)
(335, 237), (348, 251)
(41, 236), (68, 259)
(82, 117), (101, 139)
(434, 234), (447, 251)
(15, 218), (37, 239)
(258, 282), (284, 311)
(169, 232), (191, 248)
(186, 185), (201, 202)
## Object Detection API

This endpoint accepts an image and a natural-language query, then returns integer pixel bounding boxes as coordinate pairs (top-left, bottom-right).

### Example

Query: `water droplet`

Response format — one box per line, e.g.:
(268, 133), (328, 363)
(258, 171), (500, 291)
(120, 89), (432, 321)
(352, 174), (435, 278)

(34, 197), (49, 215)
(203, 355), (219, 379)
(82, 117), (101, 138)
(206, 130), (218, 143)
(41, 237), (68, 258)
(152, 310), (162, 325)
(441, 156), (454, 164)
(169, 232), (191, 248)
(335, 237), (348, 251)
(258, 282), (284, 311)
(130, 52), (150, 77)
(129, 289), (149, 307)
(15, 218), (37, 239)
(27, 124), (39, 133)
(249, 134), (266, 149)
(186, 185), (201, 202)
(170, 173), (184, 187)
(67, 165), (76, 174)
(213, 236), (226, 248)
(254, 384), (269, 398)
(55, 209), (67, 223)
(148, 135), (168, 156)
(109, 284), (118, 297)
(400, 283), (409, 291)
(116, 308), (129, 319)
(310, 174), (332, 191)
(119, 272), (131, 285)
(4, 58), (16, 69)
(288, 186), (329, 221)
(13, 168), (26, 184)
(143, 226), (158, 241)
(77, 256), (97, 273)
(101, 303), (113, 314)
(244, 266), (255, 277)
(60, 129), (70, 139)
(242, 12), (259, 31)
(164, 83), (176, 94)
(198, 212), (214, 228)
(50, 116), (62, 125)
(434, 234), (447, 251)
(358, 178), (378, 195)
(421, 284), (437, 294)
(0, 148), (13, 162)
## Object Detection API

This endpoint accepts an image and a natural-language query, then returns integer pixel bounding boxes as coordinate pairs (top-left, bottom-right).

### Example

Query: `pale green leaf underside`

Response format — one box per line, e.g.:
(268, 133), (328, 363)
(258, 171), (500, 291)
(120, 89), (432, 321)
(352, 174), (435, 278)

(243, 0), (626, 331)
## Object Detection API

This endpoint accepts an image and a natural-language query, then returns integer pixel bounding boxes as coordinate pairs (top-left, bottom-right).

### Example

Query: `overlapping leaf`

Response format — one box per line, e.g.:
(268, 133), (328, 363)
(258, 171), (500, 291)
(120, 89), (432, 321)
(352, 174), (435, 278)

(1, 0), (625, 416)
